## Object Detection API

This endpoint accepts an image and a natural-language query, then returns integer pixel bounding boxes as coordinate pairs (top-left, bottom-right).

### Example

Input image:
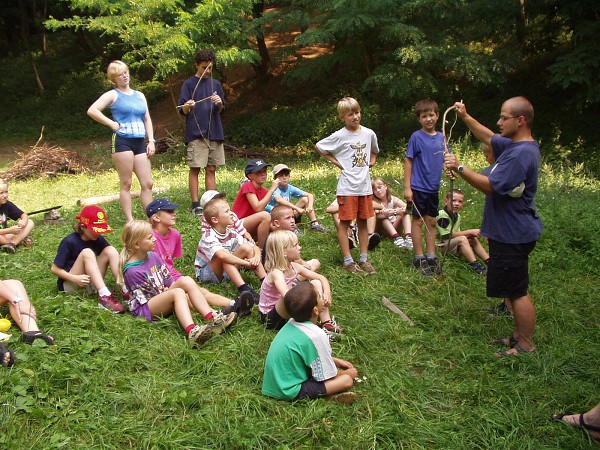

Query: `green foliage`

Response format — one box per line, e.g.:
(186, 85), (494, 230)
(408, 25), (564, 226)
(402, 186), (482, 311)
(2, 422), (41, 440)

(0, 150), (599, 448)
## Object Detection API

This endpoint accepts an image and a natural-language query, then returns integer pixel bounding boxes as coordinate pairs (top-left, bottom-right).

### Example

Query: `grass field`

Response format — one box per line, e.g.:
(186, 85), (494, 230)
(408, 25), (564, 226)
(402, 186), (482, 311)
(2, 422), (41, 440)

(1, 143), (599, 449)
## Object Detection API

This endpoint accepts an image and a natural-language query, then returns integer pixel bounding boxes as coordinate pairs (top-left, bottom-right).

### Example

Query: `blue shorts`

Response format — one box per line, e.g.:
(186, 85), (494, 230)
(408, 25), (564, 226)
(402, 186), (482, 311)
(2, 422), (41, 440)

(294, 378), (328, 400)
(112, 134), (147, 155)
(487, 239), (536, 299)
(195, 264), (231, 284)
(411, 190), (439, 219)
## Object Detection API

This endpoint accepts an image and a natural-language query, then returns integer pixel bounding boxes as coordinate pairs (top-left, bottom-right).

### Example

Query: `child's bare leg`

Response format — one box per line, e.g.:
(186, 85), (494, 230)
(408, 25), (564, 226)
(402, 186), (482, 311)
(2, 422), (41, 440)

(401, 214), (412, 235)
(171, 276), (213, 316)
(12, 219), (34, 246)
(3, 280), (40, 332)
(356, 218), (369, 254)
(423, 215), (437, 255)
(411, 217), (424, 255)
(456, 236), (477, 263)
(69, 249), (109, 291)
(337, 219), (352, 257)
(505, 293), (535, 353)
(97, 246), (120, 283)
(378, 217), (396, 238)
(199, 287), (232, 308)
(470, 237), (489, 261)
(243, 212), (271, 247)
(324, 372), (355, 395)
(148, 287), (194, 328)
(0, 234), (12, 245)
(367, 216), (376, 235)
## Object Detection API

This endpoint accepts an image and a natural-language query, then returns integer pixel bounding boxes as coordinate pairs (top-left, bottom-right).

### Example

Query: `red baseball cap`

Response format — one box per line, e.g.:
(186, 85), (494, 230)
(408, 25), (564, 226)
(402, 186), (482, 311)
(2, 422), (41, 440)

(76, 205), (113, 234)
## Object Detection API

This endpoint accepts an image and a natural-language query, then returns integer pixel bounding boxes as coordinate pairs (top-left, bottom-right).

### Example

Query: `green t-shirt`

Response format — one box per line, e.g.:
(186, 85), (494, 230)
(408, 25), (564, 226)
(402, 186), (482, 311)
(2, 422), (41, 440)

(262, 319), (337, 401)
(436, 208), (461, 239)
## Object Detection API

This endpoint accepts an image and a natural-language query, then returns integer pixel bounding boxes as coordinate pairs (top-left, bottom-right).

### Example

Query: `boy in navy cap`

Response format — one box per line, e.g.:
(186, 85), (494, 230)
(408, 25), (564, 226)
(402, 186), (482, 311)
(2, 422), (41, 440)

(230, 159), (276, 247)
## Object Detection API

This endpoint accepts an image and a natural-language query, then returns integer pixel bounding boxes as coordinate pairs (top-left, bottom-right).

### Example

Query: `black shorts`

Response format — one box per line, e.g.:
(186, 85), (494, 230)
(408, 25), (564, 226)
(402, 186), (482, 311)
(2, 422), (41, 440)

(294, 378), (328, 401)
(260, 307), (288, 330)
(112, 134), (147, 155)
(486, 239), (536, 299)
(412, 189), (439, 218)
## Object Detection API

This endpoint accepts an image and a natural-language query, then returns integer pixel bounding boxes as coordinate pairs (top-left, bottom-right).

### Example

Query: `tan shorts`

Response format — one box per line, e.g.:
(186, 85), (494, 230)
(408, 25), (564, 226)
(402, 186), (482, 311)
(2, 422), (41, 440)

(63, 281), (97, 295)
(437, 238), (460, 256)
(337, 195), (375, 221)
(187, 139), (225, 168)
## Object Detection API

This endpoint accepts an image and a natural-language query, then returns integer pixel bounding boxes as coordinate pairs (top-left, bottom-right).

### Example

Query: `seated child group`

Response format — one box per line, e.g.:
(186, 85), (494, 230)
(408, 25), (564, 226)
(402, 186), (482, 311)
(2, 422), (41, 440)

(1, 97), (491, 404)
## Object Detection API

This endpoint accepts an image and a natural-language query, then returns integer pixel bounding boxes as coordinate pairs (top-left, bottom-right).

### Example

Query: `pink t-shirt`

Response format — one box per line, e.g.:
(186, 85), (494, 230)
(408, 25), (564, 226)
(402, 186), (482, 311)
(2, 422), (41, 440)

(232, 181), (268, 219)
(152, 228), (183, 280)
(258, 267), (298, 315)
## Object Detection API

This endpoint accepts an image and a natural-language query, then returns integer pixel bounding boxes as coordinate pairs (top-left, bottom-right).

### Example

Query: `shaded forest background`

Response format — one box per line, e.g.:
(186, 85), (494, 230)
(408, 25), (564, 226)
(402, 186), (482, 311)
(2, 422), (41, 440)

(1, 0), (599, 173)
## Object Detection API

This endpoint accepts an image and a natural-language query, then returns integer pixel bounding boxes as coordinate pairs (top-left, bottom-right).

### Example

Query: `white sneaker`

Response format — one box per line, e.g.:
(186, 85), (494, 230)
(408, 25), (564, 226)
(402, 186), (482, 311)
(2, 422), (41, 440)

(188, 324), (213, 345)
(393, 236), (405, 247)
(402, 236), (413, 249)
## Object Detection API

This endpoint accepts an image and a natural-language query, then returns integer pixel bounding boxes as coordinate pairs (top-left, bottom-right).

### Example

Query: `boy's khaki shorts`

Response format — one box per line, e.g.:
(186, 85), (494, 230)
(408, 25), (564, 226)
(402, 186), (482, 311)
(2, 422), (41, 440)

(337, 195), (375, 221)
(187, 139), (225, 168)
(437, 238), (460, 256)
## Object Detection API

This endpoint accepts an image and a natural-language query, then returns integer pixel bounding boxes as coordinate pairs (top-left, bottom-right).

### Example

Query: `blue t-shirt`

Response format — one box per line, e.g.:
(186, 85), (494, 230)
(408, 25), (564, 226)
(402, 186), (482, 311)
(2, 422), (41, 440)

(178, 76), (225, 144)
(110, 89), (147, 138)
(53, 232), (111, 291)
(267, 184), (305, 211)
(481, 135), (543, 244)
(406, 130), (445, 193)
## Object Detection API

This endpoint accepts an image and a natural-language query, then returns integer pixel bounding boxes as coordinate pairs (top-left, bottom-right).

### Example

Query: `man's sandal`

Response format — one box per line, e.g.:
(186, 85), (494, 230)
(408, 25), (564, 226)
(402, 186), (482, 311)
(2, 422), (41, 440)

(22, 331), (54, 345)
(552, 412), (600, 442)
(494, 344), (536, 357)
(491, 336), (518, 347)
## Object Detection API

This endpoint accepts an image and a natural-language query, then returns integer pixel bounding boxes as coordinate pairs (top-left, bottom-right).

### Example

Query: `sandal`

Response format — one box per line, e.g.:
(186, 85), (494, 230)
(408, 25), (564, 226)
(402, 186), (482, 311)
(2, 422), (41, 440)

(553, 412), (600, 442)
(22, 331), (54, 345)
(19, 236), (34, 247)
(494, 344), (536, 357)
(0, 342), (15, 368)
(491, 336), (518, 348)
(1, 243), (16, 254)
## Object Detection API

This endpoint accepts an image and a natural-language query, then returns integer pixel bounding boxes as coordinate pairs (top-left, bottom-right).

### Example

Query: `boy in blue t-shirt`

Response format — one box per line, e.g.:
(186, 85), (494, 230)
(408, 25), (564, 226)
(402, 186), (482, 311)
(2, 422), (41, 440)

(404, 99), (445, 276)
(267, 164), (329, 233)
(262, 282), (358, 403)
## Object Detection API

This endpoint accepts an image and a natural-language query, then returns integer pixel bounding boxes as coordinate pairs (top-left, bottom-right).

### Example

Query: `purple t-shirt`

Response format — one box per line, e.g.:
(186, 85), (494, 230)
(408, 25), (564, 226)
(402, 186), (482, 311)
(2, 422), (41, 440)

(406, 130), (445, 193)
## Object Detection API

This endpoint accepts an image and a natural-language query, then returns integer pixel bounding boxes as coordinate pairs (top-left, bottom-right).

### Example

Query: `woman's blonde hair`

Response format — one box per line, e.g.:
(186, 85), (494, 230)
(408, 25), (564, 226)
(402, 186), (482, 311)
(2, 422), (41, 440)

(371, 176), (392, 203)
(117, 220), (152, 285)
(264, 230), (297, 273)
(106, 60), (128, 85)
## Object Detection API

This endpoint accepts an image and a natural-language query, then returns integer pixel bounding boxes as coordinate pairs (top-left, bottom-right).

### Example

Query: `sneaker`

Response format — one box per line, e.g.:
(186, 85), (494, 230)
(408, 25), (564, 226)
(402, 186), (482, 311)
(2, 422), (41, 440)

(427, 257), (441, 275)
(393, 236), (405, 247)
(322, 317), (343, 334)
(412, 258), (434, 276)
(98, 294), (126, 313)
(471, 262), (487, 275)
(188, 324), (213, 345)
(1, 243), (16, 254)
(325, 391), (357, 404)
(190, 206), (203, 218)
(311, 222), (330, 233)
(367, 233), (381, 251)
(402, 235), (413, 249)
(233, 291), (254, 317)
(348, 226), (358, 250)
(293, 227), (302, 237)
(323, 327), (338, 342)
(359, 260), (377, 275)
(343, 262), (365, 274)
(208, 311), (238, 335)
(241, 287), (260, 305)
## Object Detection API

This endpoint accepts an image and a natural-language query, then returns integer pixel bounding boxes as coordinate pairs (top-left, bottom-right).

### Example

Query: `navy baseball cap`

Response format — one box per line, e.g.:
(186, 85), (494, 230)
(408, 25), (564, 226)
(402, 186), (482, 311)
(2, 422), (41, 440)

(244, 158), (270, 175)
(146, 198), (180, 217)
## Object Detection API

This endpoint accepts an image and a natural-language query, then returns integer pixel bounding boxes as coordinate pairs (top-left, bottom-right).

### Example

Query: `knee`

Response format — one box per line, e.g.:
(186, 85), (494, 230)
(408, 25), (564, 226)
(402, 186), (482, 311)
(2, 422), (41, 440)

(80, 248), (96, 260)
(120, 178), (133, 190)
(141, 178), (153, 191)
(102, 246), (119, 258)
(340, 373), (355, 390)
(205, 166), (216, 175)
(259, 211), (270, 222)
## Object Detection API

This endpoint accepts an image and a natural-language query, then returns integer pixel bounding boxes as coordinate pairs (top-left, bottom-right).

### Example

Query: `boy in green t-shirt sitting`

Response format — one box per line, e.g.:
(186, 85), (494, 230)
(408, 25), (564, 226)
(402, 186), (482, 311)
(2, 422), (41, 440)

(262, 282), (358, 403)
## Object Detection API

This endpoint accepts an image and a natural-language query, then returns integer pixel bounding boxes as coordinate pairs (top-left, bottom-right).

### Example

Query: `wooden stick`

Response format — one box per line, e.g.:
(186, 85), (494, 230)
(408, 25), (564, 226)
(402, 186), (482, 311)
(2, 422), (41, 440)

(77, 188), (166, 206)
(382, 296), (416, 326)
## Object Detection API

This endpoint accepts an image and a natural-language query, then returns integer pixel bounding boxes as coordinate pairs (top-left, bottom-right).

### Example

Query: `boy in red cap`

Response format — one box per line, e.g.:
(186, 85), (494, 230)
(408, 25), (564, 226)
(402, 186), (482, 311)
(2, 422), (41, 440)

(50, 205), (125, 313)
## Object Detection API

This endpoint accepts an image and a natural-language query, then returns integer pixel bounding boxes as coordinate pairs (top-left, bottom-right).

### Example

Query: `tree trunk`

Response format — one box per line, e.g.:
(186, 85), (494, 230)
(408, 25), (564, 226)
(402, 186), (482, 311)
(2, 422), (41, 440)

(18, 0), (44, 92)
(252, 0), (271, 79)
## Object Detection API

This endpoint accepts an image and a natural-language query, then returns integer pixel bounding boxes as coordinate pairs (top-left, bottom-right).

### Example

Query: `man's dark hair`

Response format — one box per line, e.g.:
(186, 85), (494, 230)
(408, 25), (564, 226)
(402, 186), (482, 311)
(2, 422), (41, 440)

(195, 49), (216, 65)
(284, 283), (318, 322)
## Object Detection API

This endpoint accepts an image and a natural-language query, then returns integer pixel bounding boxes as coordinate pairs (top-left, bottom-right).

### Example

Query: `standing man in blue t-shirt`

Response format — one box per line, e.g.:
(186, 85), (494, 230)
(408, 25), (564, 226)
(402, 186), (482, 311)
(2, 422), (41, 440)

(444, 96), (542, 358)
(179, 49), (226, 216)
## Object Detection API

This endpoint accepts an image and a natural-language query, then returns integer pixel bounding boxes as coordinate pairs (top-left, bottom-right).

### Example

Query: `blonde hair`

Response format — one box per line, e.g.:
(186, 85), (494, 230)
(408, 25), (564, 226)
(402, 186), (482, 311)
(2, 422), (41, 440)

(264, 230), (297, 273)
(202, 197), (227, 223)
(0, 178), (7, 188)
(117, 220), (152, 285)
(371, 177), (392, 203)
(337, 97), (360, 118)
(106, 60), (128, 85)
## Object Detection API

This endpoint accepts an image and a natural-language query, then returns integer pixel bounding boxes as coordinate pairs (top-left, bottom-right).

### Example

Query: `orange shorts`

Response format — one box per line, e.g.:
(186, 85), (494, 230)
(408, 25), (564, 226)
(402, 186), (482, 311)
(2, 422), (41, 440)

(337, 195), (375, 221)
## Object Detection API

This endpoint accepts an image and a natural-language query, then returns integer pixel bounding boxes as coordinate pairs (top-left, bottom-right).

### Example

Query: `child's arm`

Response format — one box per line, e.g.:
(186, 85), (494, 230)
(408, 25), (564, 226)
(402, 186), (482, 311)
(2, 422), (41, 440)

(316, 147), (343, 170)
(388, 196), (407, 216)
(273, 195), (305, 214)
(50, 263), (90, 287)
(369, 151), (377, 167)
(293, 263), (331, 305)
(245, 180), (278, 212)
(404, 158), (413, 201)
(17, 213), (30, 229)
(270, 269), (291, 298)
(213, 249), (256, 269)
(333, 357), (355, 370)
(452, 228), (481, 238)
(0, 225), (21, 236)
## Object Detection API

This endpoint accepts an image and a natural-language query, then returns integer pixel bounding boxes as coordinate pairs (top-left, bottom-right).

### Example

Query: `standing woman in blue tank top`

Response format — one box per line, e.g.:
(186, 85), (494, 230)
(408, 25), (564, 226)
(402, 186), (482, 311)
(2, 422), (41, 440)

(87, 60), (155, 223)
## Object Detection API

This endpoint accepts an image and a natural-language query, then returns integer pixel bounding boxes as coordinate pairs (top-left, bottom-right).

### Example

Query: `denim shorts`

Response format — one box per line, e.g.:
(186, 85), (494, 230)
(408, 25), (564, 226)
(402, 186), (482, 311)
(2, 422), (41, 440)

(196, 263), (231, 284)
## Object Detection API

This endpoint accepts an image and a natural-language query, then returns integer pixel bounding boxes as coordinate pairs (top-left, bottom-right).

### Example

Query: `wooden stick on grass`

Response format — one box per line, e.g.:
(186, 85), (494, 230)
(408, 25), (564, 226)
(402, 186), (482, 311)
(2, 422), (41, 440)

(382, 296), (416, 326)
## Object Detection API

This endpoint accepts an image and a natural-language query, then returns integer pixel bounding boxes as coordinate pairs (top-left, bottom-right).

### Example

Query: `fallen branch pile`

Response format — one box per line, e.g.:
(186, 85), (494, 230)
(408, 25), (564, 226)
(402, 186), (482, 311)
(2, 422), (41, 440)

(0, 142), (89, 182)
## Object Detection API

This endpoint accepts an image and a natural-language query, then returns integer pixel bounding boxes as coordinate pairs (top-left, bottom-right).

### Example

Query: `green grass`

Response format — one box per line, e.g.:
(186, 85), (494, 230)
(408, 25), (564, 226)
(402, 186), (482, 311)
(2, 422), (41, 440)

(1, 143), (599, 449)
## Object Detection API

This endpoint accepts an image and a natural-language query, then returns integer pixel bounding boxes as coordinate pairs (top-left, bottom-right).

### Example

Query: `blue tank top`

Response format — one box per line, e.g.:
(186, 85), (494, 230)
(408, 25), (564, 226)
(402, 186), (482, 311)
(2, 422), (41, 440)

(110, 89), (147, 138)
